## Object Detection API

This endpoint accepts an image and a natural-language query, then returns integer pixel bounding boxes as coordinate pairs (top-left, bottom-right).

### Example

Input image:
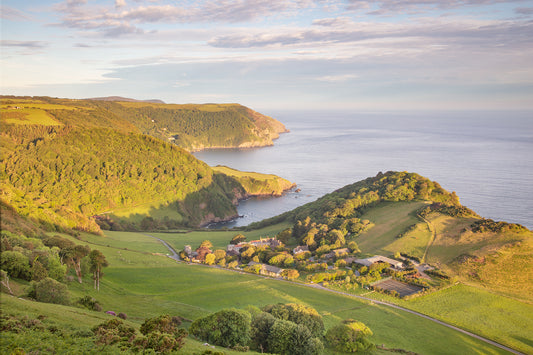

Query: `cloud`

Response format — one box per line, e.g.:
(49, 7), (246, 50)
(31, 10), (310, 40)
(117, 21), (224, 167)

(346, 0), (525, 15)
(515, 7), (533, 15)
(0, 6), (31, 20)
(316, 74), (359, 82)
(116, 0), (127, 8)
(52, 0), (317, 37)
(1, 40), (48, 49)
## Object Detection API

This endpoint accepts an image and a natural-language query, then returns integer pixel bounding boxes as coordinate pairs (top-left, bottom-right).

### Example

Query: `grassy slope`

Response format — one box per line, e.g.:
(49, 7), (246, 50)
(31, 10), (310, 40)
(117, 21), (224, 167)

(66, 231), (516, 354)
(356, 201), (430, 257)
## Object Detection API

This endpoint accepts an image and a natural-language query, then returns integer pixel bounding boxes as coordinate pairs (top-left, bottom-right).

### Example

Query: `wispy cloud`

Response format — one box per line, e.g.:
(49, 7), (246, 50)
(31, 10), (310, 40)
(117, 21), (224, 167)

(1, 6), (31, 20)
(347, 0), (527, 15)
(51, 0), (316, 37)
(1, 40), (48, 49)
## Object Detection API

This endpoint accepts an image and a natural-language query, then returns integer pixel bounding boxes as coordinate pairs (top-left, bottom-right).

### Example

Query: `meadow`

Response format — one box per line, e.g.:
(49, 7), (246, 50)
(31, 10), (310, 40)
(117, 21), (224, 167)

(52, 230), (517, 354)
(356, 201), (431, 257)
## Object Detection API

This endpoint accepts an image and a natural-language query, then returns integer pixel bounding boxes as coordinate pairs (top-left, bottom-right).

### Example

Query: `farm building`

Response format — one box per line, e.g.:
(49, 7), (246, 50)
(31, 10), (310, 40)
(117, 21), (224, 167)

(247, 261), (284, 277)
(354, 255), (404, 270)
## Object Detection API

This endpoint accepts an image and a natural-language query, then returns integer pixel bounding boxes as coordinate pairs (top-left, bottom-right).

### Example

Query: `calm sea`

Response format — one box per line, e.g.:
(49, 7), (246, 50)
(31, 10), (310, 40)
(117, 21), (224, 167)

(193, 110), (533, 229)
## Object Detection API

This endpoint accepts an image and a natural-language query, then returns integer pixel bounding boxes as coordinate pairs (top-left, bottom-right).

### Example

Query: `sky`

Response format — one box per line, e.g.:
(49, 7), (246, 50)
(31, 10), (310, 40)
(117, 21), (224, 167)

(2, 0), (533, 111)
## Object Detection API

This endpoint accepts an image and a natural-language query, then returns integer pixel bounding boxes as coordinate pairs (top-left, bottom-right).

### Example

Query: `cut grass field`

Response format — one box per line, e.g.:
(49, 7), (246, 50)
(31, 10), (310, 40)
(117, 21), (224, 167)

(1, 108), (63, 126)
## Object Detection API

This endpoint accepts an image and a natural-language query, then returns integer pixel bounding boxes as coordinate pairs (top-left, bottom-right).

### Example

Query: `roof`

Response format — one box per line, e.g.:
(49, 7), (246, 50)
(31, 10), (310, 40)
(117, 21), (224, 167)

(354, 255), (404, 268)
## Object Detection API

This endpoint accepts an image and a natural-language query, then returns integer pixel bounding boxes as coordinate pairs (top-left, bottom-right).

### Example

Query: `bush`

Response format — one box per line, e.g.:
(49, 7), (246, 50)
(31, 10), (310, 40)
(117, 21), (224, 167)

(326, 320), (374, 353)
(77, 295), (102, 311)
(190, 308), (251, 348)
(118, 312), (127, 320)
(29, 277), (70, 305)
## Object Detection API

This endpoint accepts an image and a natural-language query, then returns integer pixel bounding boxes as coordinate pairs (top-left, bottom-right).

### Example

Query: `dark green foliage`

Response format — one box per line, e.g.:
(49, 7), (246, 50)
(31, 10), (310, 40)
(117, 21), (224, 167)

(262, 303), (324, 338)
(92, 318), (136, 347)
(325, 320), (374, 353)
(471, 219), (528, 233)
(1, 250), (31, 280)
(418, 203), (478, 219)
(250, 312), (277, 351)
(189, 308), (251, 348)
(77, 295), (102, 311)
(28, 277), (70, 305)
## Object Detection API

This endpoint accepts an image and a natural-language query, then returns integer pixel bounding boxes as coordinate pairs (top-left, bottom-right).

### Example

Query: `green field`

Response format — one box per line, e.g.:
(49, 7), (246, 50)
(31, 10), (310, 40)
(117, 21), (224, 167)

(356, 201), (430, 257)
(147, 222), (291, 250)
(365, 283), (533, 354)
(10, 230), (516, 354)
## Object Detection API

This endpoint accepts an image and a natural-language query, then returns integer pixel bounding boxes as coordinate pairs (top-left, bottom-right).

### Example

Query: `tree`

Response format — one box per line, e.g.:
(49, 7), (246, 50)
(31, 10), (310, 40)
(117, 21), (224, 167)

(199, 240), (213, 249)
(190, 308), (251, 348)
(250, 312), (277, 352)
(276, 228), (292, 244)
(62, 245), (90, 283)
(31, 259), (48, 281)
(263, 303), (324, 338)
(89, 249), (108, 291)
(213, 249), (226, 262)
(204, 253), (215, 265)
(230, 234), (246, 244)
(348, 241), (360, 254)
(268, 319), (297, 354)
(281, 269), (300, 280)
(1, 250), (31, 280)
(325, 320), (374, 353)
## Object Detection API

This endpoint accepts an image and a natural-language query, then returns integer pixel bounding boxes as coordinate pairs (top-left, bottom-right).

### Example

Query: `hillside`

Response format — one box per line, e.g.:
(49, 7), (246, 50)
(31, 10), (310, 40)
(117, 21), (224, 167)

(0, 96), (291, 233)
(0, 96), (288, 151)
(85, 100), (288, 151)
(248, 171), (532, 301)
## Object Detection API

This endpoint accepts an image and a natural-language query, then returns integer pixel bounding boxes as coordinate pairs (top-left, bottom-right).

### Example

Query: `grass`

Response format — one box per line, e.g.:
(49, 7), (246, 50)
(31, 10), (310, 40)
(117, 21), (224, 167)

(3, 226), (529, 354)
(366, 283), (533, 354)
(356, 201), (428, 256)
(212, 165), (281, 180)
(1, 108), (63, 126)
(106, 200), (184, 223)
(149, 222), (291, 251)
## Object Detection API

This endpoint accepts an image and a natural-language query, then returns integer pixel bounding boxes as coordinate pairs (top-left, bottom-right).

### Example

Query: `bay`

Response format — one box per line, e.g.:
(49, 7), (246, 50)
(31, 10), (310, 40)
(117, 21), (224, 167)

(193, 110), (533, 229)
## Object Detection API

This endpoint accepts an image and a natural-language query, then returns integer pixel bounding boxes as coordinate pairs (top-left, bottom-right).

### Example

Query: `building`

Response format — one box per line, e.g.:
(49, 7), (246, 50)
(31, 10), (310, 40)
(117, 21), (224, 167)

(292, 245), (309, 255)
(247, 261), (284, 277)
(354, 255), (404, 270)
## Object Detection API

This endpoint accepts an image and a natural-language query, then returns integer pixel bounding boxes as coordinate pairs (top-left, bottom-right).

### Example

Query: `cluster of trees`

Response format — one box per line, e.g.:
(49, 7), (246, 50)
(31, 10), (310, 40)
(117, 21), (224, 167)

(418, 202), (478, 219)
(190, 303), (374, 354)
(92, 314), (187, 353)
(1, 231), (108, 304)
(471, 219), (528, 233)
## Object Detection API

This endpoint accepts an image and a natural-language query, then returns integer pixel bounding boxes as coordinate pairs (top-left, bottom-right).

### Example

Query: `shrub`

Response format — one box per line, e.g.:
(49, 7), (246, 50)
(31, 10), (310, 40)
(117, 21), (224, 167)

(326, 320), (374, 353)
(118, 313), (127, 320)
(77, 295), (102, 311)
(29, 277), (70, 305)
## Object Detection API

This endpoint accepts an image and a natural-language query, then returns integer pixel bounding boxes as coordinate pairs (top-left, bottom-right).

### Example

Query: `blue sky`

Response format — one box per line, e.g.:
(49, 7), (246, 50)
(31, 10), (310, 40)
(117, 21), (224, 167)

(2, 0), (533, 110)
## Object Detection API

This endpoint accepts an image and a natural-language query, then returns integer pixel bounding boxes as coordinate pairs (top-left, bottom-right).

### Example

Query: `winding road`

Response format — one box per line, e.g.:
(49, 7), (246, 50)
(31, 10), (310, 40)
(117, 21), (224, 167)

(148, 234), (524, 355)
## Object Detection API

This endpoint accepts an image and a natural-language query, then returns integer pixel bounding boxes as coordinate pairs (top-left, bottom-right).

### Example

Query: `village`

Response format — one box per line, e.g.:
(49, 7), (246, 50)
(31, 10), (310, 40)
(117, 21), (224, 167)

(180, 235), (438, 299)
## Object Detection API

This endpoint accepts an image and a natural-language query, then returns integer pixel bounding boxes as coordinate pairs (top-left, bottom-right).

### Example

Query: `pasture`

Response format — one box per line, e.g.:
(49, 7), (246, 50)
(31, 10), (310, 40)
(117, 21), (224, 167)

(64, 230), (512, 354)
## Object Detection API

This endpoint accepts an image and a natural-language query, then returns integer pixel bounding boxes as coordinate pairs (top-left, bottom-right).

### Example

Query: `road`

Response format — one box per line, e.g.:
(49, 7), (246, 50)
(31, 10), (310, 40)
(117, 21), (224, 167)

(149, 235), (524, 355)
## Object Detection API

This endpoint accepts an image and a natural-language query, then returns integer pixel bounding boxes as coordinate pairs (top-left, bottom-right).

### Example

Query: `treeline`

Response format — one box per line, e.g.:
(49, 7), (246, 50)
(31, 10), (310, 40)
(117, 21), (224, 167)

(189, 303), (374, 354)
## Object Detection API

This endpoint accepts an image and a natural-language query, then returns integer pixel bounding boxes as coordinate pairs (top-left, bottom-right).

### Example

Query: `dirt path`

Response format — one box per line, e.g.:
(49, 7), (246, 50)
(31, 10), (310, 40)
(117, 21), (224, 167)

(150, 236), (524, 355)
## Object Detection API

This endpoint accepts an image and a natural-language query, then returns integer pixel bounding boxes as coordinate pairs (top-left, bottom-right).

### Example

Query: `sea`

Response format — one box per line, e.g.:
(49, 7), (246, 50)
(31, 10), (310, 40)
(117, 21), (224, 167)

(193, 110), (533, 230)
